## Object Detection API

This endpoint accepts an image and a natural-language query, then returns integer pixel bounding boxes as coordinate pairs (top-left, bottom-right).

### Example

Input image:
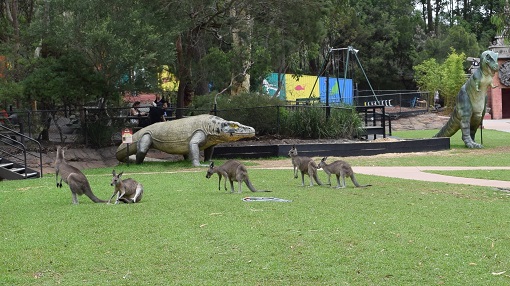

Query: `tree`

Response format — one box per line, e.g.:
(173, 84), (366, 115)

(26, 0), (175, 106)
(441, 49), (466, 109)
(414, 48), (466, 110)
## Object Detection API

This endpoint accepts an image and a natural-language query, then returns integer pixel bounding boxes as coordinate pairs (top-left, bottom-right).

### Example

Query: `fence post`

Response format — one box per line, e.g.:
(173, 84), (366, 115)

(276, 105), (280, 135)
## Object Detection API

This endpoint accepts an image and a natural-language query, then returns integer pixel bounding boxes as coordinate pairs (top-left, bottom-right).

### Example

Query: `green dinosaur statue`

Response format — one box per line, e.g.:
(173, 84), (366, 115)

(434, 50), (499, 148)
(116, 114), (255, 166)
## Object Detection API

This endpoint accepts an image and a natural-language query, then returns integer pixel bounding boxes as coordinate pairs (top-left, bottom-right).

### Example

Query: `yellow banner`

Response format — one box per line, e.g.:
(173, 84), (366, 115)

(284, 74), (319, 101)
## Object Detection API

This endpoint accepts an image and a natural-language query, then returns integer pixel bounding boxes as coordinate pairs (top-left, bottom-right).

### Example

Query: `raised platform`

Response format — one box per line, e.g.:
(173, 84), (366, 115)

(212, 137), (450, 159)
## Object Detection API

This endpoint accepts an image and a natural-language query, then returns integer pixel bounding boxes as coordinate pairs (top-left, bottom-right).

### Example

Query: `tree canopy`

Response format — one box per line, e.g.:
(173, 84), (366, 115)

(0, 0), (508, 110)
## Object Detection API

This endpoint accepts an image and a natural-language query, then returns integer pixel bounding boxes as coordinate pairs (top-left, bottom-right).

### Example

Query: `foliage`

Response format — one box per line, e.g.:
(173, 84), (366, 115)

(413, 58), (442, 105)
(190, 93), (362, 138)
(413, 49), (466, 111)
(190, 93), (285, 135)
(440, 49), (467, 110)
(22, 54), (107, 108)
(414, 25), (481, 66)
(0, 0), (508, 111)
(280, 105), (363, 139)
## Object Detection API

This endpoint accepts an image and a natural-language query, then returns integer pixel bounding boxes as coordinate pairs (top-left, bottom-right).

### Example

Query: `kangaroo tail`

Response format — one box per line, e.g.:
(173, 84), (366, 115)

(313, 173), (323, 186)
(351, 175), (371, 188)
(83, 181), (107, 203)
(245, 179), (271, 192)
(86, 193), (108, 203)
(434, 111), (460, 138)
(116, 141), (139, 162)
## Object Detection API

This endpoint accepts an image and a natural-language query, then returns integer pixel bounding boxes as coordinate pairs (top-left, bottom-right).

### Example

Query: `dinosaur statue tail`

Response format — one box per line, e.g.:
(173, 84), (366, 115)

(434, 113), (460, 138)
(116, 142), (138, 162)
(244, 178), (271, 192)
(351, 175), (371, 188)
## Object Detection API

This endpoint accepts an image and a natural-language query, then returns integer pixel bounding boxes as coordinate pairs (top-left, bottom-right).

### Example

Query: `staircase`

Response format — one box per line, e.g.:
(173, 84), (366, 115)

(0, 124), (43, 180)
(0, 157), (40, 180)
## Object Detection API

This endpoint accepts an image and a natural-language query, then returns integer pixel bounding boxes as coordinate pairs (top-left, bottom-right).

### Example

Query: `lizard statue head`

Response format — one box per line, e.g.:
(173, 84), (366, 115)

(207, 116), (255, 144)
(480, 50), (499, 76)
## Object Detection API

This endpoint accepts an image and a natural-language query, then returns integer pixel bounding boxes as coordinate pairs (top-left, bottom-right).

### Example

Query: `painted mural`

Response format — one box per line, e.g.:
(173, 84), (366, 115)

(263, 73), (353, 104)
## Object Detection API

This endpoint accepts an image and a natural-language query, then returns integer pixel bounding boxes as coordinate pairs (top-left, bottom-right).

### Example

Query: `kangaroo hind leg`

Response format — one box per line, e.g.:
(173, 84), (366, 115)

(132, 185), (143, 203)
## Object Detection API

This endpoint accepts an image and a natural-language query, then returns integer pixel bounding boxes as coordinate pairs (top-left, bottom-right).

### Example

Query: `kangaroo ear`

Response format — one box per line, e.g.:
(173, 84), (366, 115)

(209, 161), (214, 168)
(112, 170), (116, 176)
(118, 171), (123, 177)
(321, 157), (326, 162)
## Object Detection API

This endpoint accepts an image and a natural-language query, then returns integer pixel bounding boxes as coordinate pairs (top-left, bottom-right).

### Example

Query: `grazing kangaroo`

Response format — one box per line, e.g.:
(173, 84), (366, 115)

(288, 146), (322, 186)
(54, 146), (107, 204)
(318, 157), (371, 188)
(206, 160), (271, 193)
(108, 170), (144, 204)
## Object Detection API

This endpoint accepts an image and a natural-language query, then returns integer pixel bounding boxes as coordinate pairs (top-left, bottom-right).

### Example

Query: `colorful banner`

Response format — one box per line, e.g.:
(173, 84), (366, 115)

(263, 73), (353, 104)
(319, 77), (353, 104)
(284, 74), (319, 102)
(262, 73), (285, 100)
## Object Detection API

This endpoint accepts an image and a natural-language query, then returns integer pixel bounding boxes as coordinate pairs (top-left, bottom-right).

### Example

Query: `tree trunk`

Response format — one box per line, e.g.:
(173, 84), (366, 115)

(175, 34), (186, 119)
(230, 7), (252, 95)
(427, 0), (433, 34)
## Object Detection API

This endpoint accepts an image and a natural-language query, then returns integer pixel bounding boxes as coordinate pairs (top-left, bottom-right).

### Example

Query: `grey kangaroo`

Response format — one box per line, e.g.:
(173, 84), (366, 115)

(109, 170), (144, 204)
(288, 145), (322, 186)
(318, 157), (371, 188)
(54, 146), (107, 204)
(206, 160), (271, 193)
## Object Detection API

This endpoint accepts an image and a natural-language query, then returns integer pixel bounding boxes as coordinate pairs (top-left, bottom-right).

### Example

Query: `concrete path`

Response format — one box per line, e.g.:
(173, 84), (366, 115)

(353, 166), (510, 189)
(483, 119), (510, 133)
(352, 118), (510, 188)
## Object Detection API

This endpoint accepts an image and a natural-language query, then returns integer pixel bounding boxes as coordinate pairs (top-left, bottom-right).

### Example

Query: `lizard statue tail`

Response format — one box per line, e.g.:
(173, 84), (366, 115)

(116, 141), (139, 162)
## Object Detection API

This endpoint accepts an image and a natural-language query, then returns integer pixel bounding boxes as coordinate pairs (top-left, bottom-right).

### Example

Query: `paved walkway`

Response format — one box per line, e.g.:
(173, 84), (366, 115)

(352, 118), (510, 188)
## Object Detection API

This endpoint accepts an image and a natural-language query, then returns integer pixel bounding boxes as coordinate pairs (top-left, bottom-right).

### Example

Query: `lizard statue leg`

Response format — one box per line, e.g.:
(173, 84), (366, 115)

(136, 133), (152, 164)
(189, 130), (207, 167)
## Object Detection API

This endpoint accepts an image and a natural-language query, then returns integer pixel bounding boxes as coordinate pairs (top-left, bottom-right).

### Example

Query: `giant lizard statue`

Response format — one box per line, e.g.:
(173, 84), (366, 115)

(116, 114), (255, 166)
(434, 50), (499, 148)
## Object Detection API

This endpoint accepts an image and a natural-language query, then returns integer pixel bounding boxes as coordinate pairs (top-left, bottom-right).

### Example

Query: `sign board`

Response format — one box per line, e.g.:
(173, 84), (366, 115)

(122, 128), (133, 144)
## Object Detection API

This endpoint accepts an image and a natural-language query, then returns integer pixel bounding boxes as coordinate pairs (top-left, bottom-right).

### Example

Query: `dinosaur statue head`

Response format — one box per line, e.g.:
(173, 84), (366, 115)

(207, 115), (255, 143)
(480, 50), (499, 76)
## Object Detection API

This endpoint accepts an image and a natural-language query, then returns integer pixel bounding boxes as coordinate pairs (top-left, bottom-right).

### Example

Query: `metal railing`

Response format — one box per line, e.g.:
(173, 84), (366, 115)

(0, 124), (43, 178)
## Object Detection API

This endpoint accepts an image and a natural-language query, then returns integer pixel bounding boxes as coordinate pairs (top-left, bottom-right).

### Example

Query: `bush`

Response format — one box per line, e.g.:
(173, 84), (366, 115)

(191, 94), (363, 139)
(280, 105), (363, 139)
(190, 93), (285, 135)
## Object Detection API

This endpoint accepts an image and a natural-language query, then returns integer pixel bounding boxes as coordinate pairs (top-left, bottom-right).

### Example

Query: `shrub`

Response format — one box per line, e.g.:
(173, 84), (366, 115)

(280, 104), (362, 139)
(190, 93), (285, 135)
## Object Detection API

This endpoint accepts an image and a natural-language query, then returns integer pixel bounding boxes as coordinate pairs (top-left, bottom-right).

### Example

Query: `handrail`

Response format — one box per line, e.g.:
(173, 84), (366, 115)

(0, 124), (43, 178)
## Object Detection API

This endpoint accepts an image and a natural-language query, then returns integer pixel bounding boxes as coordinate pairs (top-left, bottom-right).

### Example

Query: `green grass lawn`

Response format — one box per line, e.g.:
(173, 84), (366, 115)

(1, 128), (510, 285)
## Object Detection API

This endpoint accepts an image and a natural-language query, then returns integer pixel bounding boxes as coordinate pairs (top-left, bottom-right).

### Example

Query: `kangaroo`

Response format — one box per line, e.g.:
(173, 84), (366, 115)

(54, 146), (107, 204)
(108, 170), (144, 204)
(287, 145), (322, 186)
(318, 157), (371, 188)
(206, 160), (271, 193)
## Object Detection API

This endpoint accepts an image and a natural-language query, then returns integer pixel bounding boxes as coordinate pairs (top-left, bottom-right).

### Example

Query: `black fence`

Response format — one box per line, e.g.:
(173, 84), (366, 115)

(0, 91), (427, 147)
